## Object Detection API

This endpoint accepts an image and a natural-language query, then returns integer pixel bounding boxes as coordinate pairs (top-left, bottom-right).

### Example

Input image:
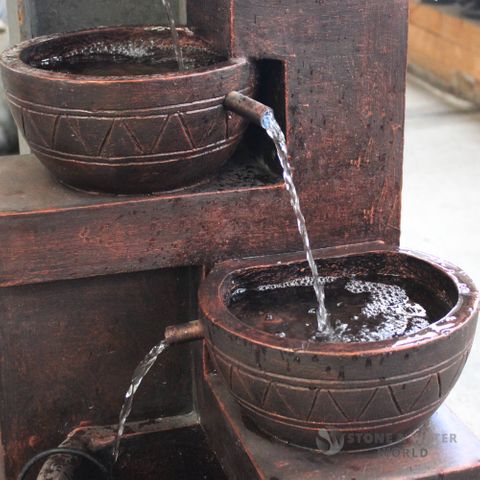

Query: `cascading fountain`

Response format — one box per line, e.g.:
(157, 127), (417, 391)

(0, 1), (479, 479)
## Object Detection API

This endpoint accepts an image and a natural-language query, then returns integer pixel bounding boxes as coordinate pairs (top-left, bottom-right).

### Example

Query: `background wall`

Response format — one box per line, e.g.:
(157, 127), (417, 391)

(7, 0), (186, 40)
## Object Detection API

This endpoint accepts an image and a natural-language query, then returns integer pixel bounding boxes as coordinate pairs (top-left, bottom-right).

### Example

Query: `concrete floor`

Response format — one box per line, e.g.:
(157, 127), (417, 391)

(402, 76), (480, 437)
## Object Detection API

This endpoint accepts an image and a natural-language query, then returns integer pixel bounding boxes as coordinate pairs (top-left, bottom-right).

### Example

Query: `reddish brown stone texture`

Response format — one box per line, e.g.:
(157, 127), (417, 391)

(200, 362), (480, 480)
(0, 1), (407, 287)
(1, 27), (254, 194)
(199, 247), (479, 452)
(0, 267), (199, 477)
(0, 1), (413, 478)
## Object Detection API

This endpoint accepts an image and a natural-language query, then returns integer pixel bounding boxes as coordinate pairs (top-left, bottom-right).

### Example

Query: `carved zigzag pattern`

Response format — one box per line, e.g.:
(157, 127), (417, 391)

(213, 351), (468, 425)
(13, 104), (232, 159)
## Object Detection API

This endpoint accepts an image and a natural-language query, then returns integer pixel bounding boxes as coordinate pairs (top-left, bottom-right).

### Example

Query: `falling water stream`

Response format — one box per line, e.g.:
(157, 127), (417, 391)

(111, 52), (336, 462)
(261, 111), (332, 336)
(112, 340), (168, 463)
(160, 0), (185, 70)
(112, 3), (185, 462)
(112, 110), (333, 461)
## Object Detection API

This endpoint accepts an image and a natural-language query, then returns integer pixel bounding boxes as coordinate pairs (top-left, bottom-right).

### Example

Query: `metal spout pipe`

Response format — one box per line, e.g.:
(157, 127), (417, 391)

(224, 91), (273, 128)
(165, 320), (204, 345)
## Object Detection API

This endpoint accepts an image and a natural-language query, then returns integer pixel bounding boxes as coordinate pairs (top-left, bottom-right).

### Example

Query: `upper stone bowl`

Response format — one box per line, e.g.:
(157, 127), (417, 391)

(0, 26), (254, 194)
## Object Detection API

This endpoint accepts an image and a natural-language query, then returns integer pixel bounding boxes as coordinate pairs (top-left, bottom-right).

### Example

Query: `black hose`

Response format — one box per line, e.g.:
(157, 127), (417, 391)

(17, 447), (110, 480)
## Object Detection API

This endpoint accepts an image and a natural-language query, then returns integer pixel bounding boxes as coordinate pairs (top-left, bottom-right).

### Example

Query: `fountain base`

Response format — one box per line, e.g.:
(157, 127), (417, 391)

(36, 412), (227, 480)
(200, 365), (480, 479)
(42, 363), (480, 480)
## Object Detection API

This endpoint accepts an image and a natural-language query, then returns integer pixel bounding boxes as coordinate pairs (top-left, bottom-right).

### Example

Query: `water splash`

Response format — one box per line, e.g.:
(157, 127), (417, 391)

(261, 111), (332, 335)
(112, 340), (168, 463)
(160, 0), (185, 70)
(230, 277), (434, 343)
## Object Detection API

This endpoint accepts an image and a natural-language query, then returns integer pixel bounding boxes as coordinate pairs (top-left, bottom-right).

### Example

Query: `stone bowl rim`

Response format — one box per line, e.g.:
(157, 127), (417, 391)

(0, 25), (243, 83)
(199, 246), (479, 356)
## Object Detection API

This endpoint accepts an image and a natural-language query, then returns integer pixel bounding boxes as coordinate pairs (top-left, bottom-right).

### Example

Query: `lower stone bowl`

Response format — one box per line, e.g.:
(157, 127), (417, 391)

(199, 247), (479, 451)
(0, 26), (254, 194)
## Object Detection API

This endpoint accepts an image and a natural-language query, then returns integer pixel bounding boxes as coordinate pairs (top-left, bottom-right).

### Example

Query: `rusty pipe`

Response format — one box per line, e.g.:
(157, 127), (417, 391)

(165, 320), (204, 345)
(224, 91), (273, 128)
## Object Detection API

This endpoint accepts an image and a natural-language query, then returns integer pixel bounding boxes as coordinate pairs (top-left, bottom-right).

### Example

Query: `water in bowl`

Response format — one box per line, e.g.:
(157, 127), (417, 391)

(36, 49), (221, 76)
(230, 275), (451, 343)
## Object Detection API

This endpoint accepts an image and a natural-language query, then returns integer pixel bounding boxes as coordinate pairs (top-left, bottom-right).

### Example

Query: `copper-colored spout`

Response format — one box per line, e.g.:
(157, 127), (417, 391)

(224, 91), (273, 128)
(165, 320), (204, 345)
